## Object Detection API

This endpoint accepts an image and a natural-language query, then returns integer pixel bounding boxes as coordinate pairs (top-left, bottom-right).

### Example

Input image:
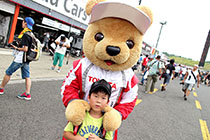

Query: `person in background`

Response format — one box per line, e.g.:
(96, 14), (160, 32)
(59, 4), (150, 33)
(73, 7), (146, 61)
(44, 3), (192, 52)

(161, 59), (175, 91)
(141, 54), (149, 75)
(174, 64), (181, 78)
(139, 56), (152, 85)
(42, 32), (50, 52)
(0, 17), (35, 100)
(204, 72), (210, 86)
(181, 64), (200, 101)
(137, 54), (143, 72)
(180, 66), (187, 80)
(145, 55), (163, 94)
(51, 34), (70, 73)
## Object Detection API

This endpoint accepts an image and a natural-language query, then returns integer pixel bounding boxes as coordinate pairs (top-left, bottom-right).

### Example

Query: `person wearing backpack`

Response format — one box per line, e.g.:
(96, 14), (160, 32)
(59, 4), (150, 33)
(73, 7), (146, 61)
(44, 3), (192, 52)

(144, 55), (163, 94)
(63, 79), (113, 140)
(181, 64), (200, 101)
(0, 17), (34, 100)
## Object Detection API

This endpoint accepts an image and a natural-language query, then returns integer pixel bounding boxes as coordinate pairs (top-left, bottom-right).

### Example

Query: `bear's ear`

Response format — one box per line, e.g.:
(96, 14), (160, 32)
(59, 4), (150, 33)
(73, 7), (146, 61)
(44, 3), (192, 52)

(137, 6), (153, 25)
(86, 0), (106, 15)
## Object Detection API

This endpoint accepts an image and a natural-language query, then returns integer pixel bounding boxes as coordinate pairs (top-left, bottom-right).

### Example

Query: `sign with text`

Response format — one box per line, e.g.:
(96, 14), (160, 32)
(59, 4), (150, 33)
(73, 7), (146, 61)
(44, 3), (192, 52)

(42, 17), (70, 32)
(33, 0), (89, 25)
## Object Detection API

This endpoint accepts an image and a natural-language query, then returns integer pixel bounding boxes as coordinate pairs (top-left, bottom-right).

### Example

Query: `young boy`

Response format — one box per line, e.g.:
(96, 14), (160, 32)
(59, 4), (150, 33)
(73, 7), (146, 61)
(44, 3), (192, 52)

(63, 79), (113, 140)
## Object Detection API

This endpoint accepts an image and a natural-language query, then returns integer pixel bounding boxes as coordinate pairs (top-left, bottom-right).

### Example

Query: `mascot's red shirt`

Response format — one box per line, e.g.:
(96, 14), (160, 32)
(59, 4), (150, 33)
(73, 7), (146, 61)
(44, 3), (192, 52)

(61, 57), (139, 120)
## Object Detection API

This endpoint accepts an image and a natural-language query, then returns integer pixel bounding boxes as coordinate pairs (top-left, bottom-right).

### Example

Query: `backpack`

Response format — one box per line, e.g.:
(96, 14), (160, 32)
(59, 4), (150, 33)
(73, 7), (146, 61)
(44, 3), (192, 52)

(25, 32), (41, 61)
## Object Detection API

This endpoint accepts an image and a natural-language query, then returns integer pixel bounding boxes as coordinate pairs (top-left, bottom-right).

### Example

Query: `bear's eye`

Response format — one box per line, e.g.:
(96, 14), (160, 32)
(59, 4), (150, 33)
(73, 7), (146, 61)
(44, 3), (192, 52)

(95, 32), (104, 42)
(126, 40), (134, 49)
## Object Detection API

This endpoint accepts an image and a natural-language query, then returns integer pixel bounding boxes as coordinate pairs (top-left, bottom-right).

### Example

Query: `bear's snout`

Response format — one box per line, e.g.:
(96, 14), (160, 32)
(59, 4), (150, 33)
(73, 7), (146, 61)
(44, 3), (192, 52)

(106, 46), (121, 56)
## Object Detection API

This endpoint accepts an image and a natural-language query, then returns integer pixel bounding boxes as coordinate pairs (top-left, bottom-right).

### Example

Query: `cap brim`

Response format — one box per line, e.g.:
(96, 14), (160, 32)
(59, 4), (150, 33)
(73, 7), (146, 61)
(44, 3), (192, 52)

(89, 2), (151, 35)
(27, 25), (33, 30)
(90, 85), (111, 95)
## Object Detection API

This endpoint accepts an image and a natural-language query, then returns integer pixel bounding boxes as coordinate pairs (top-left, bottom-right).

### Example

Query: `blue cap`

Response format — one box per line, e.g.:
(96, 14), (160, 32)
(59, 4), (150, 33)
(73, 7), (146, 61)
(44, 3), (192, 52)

(25, 17), (35, 30)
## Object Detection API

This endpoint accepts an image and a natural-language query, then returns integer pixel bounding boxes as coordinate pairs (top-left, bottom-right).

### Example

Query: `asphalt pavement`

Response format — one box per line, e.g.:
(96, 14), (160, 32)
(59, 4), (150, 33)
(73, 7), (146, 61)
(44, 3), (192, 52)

(0, 47), (79, 83)
(0, 48), (210, 140)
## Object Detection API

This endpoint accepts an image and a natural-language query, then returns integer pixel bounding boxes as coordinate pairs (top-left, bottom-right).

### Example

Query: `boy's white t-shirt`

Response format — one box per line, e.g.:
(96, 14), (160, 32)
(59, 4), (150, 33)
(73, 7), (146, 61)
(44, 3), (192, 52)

(55, 36), (69, 55)
(185, 70), (199, 84)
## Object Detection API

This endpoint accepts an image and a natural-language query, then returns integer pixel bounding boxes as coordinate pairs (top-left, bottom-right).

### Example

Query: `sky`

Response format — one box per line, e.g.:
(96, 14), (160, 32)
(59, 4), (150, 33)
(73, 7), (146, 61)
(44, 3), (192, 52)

(134, 0), (210, 61)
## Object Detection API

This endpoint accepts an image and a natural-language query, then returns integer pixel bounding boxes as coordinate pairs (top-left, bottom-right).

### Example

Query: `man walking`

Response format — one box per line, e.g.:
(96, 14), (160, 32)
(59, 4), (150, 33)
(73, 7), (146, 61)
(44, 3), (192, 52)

(0, 17), (35, 100)
(181, 65), (200, 100)
(145, 55), (163, 94)
(161, 59), (175, 91)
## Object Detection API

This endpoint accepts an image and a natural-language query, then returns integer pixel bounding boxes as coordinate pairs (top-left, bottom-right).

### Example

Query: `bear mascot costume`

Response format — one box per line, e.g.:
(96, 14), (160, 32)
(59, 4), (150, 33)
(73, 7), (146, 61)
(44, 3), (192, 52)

(61, 0), (153, 139)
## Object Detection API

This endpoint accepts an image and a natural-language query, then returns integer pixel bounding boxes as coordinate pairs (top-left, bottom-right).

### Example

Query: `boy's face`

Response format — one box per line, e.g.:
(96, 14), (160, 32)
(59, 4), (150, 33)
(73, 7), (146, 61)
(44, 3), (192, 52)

(88, 91), (109, 112)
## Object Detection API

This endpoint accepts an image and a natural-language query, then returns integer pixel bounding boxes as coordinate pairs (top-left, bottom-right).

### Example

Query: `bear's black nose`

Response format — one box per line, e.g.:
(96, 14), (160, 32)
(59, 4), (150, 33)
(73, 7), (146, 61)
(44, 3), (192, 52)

(106, 45), (121, 56)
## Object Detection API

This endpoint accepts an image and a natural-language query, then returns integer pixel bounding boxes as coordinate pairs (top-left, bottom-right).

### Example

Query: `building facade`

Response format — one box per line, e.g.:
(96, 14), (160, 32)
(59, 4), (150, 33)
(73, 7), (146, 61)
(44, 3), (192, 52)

(0, 0), (88, 47)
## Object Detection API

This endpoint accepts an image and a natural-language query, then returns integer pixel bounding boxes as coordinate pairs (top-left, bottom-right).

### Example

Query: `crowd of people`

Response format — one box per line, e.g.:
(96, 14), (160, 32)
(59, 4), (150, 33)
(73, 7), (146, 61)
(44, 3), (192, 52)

(135, 53), (210, 101)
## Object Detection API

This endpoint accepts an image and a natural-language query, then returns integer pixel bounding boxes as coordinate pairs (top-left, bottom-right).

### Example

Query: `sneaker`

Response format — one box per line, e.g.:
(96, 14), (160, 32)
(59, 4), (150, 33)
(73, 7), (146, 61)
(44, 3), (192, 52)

(161, 86), (166, 91)
(50, 67), (55, 70)
(0, 88), (4, 95)
(56, 69), (61, 73)
(17, 92), (31, 100)
(184, 97), (187, 101)
(144, 91), (148, 94)
(149, 91), (154, 94)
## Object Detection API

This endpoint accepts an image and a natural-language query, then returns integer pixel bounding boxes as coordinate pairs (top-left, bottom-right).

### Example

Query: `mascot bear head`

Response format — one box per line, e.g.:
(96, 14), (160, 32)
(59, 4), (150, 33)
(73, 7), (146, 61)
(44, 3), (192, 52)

(83, 0), (153, 71)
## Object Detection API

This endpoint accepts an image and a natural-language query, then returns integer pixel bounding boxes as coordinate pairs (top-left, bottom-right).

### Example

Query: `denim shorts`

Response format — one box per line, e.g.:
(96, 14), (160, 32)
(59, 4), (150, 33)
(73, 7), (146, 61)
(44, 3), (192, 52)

(184, 83), (194, 91)
(6, 61), (30, 79)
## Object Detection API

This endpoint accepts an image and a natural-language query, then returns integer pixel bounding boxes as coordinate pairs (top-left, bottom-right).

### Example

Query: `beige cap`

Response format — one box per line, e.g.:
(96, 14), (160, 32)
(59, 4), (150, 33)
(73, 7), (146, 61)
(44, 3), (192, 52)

(89, 1), (151, 35)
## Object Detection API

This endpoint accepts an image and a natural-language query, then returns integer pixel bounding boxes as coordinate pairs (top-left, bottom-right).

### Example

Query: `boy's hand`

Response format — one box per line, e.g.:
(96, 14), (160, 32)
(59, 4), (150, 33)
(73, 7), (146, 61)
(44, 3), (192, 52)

(10, 44), (17, 49)
(88, 134), (102, 140)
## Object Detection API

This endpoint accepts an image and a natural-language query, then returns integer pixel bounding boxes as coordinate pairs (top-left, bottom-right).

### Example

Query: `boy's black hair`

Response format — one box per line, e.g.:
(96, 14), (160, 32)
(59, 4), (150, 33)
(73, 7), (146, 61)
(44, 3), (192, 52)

(60, 35), (66, 41)
(89, 79), (112, 99)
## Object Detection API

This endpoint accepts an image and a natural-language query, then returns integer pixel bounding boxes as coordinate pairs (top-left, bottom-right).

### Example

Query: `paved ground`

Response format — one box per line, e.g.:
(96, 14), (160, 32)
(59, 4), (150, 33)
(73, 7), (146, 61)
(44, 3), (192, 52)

(0, 48), (210, 140)
(0, 48), (78, 82)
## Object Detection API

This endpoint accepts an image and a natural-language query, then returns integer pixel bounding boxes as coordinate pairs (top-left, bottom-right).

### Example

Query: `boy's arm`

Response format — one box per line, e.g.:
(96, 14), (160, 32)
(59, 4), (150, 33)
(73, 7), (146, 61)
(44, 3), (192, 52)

(63, 131), (86, 140)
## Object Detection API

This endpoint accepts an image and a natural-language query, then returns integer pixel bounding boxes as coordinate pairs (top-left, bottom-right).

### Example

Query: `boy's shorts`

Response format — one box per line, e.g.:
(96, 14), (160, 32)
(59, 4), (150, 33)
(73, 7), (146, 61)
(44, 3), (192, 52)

(6, 61), (30, 79)
(184, 83), (194, 91)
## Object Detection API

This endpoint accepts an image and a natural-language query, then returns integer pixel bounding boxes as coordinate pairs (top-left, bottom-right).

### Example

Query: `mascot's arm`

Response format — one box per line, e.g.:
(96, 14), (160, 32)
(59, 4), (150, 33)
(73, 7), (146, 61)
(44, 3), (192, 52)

(114, 75), (139, 120)
(61, 60), (83, 107)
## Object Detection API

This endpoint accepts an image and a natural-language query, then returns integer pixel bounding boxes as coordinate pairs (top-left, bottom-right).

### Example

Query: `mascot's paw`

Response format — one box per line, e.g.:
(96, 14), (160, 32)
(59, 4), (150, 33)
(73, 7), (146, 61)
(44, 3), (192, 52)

(65, 99), (90, 126)
(103, 106), (122, 131)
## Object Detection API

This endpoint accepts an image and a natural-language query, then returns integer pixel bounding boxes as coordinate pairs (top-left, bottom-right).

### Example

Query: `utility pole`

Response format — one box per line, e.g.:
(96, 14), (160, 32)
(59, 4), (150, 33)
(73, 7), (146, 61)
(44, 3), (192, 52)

(199, 30), (210, 67)
(155, 21), (167, 49)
